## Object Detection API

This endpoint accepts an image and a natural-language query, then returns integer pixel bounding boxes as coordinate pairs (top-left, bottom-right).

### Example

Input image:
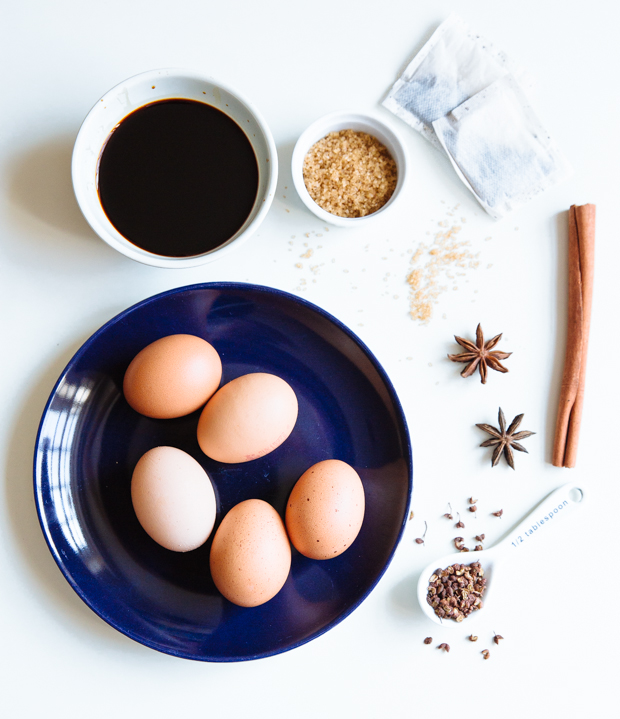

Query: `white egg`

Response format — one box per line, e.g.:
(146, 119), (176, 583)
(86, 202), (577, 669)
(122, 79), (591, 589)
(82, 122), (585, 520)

(131, 446), (217, 552)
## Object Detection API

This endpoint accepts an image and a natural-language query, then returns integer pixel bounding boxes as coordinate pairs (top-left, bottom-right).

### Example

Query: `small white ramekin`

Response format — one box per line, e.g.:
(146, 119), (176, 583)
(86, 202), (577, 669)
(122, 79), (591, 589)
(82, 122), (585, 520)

(72, 69), (278, 268)
(291, 112), (408, 227)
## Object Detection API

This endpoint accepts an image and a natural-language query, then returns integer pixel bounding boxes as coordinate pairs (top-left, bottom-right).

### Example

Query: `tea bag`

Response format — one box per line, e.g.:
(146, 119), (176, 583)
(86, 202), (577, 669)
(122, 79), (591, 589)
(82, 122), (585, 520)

(382, 14), (571, 218)
(432, 75), (573, 220)
(383, 14), (529, 150)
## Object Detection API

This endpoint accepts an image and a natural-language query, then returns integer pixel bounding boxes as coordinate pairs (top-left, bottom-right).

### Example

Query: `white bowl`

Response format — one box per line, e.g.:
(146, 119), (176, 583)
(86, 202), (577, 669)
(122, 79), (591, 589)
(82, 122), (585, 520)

(291, 112), (408, 227)
(72, 69), (278, 268)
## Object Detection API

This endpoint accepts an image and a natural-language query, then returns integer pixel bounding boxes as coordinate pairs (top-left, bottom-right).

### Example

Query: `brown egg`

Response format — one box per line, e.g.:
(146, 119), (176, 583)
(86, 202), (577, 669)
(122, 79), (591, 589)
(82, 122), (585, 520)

(285, 459), (365, 560)
(123, 334), (222, 419)
(131, 446), (217, 552)
(197, 372), (298, 463)
(210, 499), (291, 607)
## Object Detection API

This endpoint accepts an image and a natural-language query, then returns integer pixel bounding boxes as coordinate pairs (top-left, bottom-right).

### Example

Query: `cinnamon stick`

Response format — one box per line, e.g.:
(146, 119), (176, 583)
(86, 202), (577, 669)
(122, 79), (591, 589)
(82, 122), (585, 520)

(552, 204), (595, 468)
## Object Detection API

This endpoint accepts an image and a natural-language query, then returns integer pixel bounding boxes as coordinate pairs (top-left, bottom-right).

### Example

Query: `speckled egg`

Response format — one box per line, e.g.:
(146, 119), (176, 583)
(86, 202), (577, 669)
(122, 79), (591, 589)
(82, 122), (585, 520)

(196, 372), (298, 463)
(210, 499), (292, 607)
(285, 459), (365, 560)
(131, 446), (217, 552)
(123, 334), (222, 419)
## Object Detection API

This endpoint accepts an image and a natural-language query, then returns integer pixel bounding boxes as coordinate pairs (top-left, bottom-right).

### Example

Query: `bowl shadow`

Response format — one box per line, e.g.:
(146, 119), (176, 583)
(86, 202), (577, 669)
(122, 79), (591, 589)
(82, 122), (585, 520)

(388, 571), (426, 621)
(274, 140), (310, 216)
(5, 133), (97, 241)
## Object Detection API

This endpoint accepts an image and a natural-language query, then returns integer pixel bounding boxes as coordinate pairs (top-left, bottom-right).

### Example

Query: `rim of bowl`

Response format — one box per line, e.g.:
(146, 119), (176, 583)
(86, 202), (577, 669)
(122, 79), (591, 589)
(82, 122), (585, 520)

(72, 68), (278, 269)
(291, 111), (408, 227)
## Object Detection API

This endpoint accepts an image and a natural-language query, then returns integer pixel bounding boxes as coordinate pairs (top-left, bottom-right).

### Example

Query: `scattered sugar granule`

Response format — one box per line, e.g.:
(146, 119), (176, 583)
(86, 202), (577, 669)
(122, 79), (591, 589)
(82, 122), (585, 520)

(406, 222), (480, 324)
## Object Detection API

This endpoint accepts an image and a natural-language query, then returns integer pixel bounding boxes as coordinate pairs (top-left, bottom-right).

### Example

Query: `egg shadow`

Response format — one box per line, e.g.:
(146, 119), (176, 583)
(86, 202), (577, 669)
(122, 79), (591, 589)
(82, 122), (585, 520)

(3, 337), (151, 657)
(5, 133), (98, 244)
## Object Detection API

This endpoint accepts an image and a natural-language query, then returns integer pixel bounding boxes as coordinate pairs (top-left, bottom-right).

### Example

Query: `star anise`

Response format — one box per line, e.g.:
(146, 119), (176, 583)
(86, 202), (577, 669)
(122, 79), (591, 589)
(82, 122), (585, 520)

(476, 408), (535, 470)
(448, 324), (512, 384)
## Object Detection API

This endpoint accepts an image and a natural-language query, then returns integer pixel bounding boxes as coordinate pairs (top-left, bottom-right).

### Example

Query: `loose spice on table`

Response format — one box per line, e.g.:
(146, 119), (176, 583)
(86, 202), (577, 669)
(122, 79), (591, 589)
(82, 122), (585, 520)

(448, 324), (511, 383)
(414, 520), (428, 545)
(476, 408), (535, 469)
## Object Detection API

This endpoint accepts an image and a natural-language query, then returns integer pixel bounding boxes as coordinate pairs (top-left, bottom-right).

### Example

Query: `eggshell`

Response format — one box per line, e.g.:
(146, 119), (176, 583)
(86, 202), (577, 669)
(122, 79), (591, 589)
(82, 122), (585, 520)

(131, 446), (217, 552)
(210, 499), (291, 607)
(197, 372), (298, 463)
(285, 459), (365, 560)
(123, 334), (222, 419)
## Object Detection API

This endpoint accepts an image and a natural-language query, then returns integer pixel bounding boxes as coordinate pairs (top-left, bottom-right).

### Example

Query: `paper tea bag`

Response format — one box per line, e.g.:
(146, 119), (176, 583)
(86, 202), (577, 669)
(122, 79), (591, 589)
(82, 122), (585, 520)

(382, 14), (530, 149)
(432, 75), (573, 220)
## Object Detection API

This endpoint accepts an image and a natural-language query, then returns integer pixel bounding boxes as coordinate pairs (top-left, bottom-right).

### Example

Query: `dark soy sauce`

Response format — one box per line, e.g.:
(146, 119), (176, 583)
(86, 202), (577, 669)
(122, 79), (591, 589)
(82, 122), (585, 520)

(97, 99), (259, 257)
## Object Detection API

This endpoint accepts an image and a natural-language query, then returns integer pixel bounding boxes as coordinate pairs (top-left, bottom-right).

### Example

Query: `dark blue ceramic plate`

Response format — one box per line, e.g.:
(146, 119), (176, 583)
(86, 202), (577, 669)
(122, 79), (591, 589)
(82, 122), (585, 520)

(34, 283), (412, 661)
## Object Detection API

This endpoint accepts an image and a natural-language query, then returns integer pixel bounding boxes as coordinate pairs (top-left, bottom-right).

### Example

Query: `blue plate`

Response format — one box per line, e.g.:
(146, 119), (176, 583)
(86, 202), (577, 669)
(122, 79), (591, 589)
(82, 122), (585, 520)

(34, 283), (412, 661)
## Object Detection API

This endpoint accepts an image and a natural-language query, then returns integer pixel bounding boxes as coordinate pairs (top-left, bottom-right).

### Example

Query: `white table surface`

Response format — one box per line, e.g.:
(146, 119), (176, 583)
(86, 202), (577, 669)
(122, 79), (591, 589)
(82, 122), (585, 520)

(1, 1), (618, 716)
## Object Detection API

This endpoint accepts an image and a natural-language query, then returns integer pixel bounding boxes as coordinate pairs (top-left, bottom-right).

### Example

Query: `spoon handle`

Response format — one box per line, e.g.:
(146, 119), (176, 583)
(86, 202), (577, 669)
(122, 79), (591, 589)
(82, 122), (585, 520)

(493, 483), (584, 554)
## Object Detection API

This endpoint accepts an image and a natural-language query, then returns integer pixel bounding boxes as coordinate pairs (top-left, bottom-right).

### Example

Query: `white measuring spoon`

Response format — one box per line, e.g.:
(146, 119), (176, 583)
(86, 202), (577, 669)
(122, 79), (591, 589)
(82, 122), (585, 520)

(416, 483), (585, 626)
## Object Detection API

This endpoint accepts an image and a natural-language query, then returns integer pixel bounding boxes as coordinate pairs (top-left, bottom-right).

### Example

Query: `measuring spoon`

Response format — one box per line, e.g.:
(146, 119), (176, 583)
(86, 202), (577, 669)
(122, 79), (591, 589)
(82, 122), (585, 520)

(416, 483), (585, 626)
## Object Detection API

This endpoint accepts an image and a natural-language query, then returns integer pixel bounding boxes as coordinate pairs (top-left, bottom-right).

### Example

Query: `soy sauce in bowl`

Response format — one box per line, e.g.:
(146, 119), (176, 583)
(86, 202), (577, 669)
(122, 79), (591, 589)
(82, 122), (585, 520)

(97, 99), (259, 258)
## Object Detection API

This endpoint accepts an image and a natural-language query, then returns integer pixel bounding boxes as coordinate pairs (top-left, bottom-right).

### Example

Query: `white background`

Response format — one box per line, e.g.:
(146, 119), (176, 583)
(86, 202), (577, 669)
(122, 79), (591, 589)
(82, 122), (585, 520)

(1, 1), (618, 717)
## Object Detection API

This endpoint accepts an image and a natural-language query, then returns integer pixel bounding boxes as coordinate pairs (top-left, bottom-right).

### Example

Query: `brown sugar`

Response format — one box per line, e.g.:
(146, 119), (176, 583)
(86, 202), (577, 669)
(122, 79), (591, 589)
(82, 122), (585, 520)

(407, 220), (480, 324)
(303, 130), (397, 218)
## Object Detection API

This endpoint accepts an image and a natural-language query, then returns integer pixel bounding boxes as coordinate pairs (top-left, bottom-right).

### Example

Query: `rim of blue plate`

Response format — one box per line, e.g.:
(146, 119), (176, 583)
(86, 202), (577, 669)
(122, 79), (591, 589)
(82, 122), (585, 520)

(33, 281), (413, 661)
